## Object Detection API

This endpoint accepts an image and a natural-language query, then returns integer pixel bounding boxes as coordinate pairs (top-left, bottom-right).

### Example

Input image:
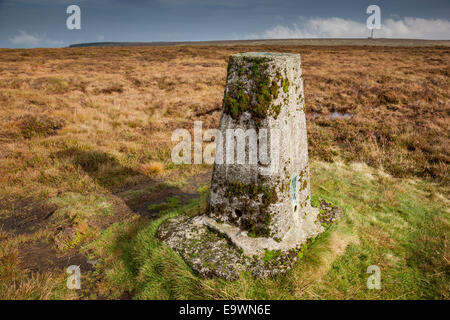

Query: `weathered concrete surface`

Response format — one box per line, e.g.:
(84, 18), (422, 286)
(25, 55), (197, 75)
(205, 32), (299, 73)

(157, 215), (296, 280)
(207, 52), (323, 256)
(158, 52), (338, 278)
(157, 200), (341, 280)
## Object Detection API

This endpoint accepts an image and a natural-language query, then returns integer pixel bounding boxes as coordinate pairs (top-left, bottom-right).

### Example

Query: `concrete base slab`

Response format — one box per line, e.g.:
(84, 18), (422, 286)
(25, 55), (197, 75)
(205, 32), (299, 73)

(200, 205), (324, 257)
(157, 200), (342, 280)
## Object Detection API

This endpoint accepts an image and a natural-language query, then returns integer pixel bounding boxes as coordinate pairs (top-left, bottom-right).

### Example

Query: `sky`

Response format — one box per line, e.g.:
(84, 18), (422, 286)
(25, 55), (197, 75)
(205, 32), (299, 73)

(0, 0), (449, 48)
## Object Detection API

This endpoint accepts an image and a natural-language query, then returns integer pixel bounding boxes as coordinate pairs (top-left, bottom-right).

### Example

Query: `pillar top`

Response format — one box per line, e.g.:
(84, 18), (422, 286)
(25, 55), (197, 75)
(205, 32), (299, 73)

(231, 52), (300, 61)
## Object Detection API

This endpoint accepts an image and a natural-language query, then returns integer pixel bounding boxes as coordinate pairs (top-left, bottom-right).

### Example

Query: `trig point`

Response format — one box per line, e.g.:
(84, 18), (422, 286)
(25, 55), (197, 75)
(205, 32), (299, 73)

(158, 52), (340, 280)
(205, 52), (324, 255)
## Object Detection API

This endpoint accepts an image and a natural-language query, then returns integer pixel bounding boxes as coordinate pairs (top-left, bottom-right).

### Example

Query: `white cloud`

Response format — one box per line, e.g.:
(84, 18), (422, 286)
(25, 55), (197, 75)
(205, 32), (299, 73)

(382, 17), (450, 39)
(255, 16), (450, 40)
(9, 30), (65, 48)
(10, 30), (41, 46)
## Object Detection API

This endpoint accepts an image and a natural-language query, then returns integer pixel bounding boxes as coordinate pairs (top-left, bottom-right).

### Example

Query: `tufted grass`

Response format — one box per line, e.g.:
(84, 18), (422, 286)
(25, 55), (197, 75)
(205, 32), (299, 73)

(0, 44), (448, 299)
(85, 161), (449, 300)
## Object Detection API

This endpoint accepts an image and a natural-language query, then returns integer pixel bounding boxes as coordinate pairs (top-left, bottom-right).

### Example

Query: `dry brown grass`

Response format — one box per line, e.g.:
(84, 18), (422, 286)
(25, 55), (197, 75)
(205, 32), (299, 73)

(141, 161), (165, 176)
(1, 45), (447, 188)
(0, 44), (448, 299)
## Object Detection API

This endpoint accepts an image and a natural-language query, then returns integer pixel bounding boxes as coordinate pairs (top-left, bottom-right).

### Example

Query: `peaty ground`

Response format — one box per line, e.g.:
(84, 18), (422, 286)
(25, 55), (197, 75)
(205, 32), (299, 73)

(0, 43), (448, 299)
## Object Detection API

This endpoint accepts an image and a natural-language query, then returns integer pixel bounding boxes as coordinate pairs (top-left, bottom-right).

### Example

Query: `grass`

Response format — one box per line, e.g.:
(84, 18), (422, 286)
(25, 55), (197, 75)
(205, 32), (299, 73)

(147, 196), (181, 215)
(0, 230), (78, 299)
(84, 161), (449, 300)
(0, 46), (448, 186)
(141, 161), (165, 176)
(0, 44), (448, 299)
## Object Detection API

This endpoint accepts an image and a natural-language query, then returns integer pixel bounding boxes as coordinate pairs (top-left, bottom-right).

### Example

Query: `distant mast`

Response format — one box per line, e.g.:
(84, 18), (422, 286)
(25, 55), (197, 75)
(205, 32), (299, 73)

(366, 5), (381, 39)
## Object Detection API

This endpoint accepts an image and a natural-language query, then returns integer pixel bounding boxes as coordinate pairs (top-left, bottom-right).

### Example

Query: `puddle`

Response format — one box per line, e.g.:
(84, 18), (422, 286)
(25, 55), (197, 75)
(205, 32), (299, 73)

(311, 112), (354, 120)
(326, 112), (354, 119)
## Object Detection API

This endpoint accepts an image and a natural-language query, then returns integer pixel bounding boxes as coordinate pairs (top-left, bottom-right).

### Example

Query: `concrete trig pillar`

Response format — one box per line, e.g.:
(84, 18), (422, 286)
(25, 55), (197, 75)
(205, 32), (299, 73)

(203, 52), (323, 256)
(158, 52), (331, 279)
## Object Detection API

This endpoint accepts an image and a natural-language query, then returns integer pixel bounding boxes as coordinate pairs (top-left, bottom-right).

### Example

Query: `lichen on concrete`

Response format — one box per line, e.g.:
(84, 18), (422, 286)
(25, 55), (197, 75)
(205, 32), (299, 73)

(157, 52), (339, 279)
(222, 53), (294, 126)
(156, 199), (342, 280)
(206, 53), (322, 257)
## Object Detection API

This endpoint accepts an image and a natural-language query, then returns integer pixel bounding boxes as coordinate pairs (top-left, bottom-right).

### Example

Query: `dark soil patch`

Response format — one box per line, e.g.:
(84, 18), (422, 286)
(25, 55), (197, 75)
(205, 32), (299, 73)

(0, 198), (57, 235)
(19, 242), (92, 274)
(134, 189), (198, 217)
(131, 172), (211, 217)
(2, 172), (211, 297)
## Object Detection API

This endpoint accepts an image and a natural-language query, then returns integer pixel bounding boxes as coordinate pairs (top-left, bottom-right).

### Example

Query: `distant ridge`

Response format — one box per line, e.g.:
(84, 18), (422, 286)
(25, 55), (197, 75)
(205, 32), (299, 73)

(69, 38), (450, 48)
(69, 41), (190, 47)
